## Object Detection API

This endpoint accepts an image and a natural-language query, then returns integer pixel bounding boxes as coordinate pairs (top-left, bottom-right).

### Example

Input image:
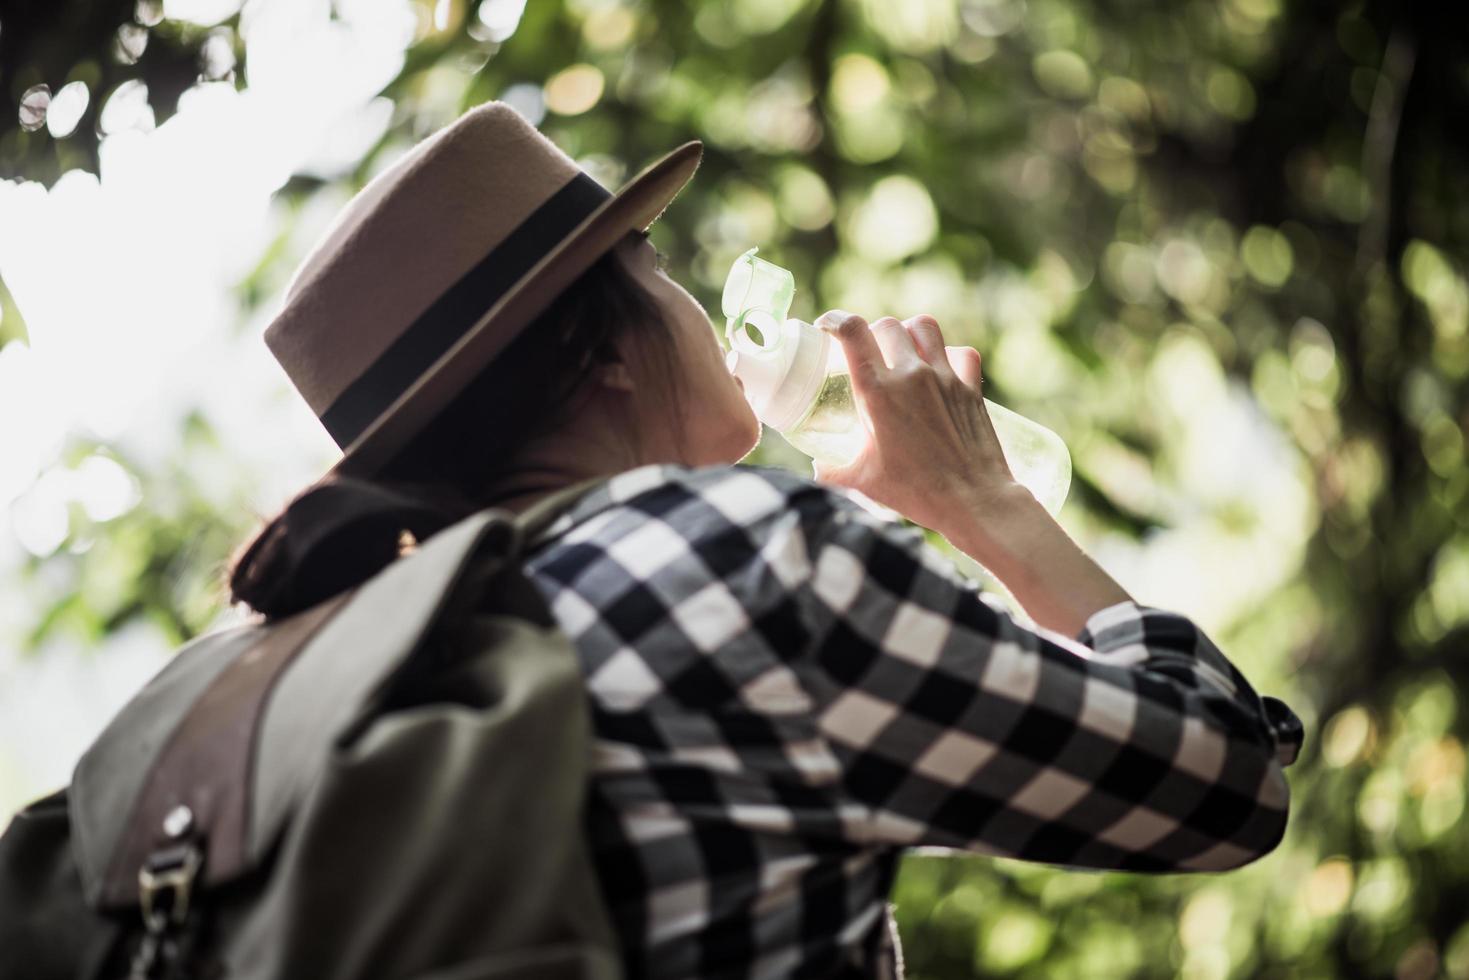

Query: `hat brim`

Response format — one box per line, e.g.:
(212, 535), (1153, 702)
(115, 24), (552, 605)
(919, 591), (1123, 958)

(327, 139), (704, 479)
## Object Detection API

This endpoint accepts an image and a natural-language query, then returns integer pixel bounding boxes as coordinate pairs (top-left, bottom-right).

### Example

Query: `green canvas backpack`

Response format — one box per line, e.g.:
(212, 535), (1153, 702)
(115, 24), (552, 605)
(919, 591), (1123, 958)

(0, 478), (619, 980)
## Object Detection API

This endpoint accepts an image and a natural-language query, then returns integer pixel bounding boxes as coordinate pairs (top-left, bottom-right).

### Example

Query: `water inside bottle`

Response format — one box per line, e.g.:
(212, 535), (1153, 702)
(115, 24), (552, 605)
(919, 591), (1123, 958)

(782, 372), (1072, 515)
(783, 372), (862, 464)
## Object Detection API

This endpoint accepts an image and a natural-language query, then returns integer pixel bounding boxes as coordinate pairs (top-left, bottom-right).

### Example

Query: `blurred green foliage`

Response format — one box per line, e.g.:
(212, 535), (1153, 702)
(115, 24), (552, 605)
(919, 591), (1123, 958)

(4, 0), (1469, 977)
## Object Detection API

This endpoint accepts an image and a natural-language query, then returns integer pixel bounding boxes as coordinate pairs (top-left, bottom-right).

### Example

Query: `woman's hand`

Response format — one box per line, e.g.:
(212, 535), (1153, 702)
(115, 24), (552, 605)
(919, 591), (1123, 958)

(811, 310), (1027, 535)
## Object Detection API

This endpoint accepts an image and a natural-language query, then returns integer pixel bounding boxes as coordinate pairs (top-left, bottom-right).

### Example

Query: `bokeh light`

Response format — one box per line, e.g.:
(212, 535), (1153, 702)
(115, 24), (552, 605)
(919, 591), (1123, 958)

(846, 176), (939, 264)
(544, 63), (606, 116)
(44, 81), (90, 139)
(476, 0), (527, 42)
(18, 85), (50, 133)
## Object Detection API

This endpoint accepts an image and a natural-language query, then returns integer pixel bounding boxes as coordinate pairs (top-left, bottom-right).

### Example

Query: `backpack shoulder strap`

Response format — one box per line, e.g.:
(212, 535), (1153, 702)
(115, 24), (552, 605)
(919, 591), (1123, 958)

(90, 591), (354, 910)
(509, 476), (610, 551)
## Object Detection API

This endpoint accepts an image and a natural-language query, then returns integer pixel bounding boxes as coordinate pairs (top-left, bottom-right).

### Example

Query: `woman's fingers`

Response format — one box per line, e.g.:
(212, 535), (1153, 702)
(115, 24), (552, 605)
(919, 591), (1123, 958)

(868, 316), (923, 371)
(946, 345), (983, 387)
(818, 309), (981, 421)
(904, 315), (951, 371)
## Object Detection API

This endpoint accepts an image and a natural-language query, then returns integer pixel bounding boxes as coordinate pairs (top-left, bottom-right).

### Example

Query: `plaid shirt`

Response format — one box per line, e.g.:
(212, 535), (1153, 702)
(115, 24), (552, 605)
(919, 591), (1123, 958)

(523, 463), (1304, 979)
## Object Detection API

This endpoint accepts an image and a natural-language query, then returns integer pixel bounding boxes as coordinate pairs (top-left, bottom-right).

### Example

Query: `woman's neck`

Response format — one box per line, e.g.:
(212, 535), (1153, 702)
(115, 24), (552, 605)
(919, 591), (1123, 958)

(479, 396), (662, 514)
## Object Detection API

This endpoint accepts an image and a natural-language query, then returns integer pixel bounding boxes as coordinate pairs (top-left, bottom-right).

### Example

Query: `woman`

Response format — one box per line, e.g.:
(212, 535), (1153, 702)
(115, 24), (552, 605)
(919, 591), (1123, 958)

(233, 103), (1303, 978)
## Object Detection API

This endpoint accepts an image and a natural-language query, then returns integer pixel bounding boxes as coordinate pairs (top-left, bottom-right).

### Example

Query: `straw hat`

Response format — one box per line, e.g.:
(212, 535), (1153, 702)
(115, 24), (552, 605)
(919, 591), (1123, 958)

(263, 102), (702, 477)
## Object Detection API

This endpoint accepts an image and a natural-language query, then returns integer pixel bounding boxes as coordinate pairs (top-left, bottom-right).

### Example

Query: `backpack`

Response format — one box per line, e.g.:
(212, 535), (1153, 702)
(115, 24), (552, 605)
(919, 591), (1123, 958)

(0, 478), (619, 980)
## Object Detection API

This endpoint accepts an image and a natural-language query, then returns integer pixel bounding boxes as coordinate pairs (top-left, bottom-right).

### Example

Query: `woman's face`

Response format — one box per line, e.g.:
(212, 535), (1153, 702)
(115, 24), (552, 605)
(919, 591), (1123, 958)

(613, 234), (762, 467)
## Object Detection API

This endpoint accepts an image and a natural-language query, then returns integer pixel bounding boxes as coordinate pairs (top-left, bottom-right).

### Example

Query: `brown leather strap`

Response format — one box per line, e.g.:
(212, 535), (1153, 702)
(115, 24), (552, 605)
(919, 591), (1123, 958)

(101, 590), (355, 907)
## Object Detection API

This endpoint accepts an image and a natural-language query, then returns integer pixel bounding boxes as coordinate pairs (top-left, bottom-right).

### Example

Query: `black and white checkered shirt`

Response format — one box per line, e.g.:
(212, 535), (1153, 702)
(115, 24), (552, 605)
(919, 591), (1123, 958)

(523, 463), (1304, 979)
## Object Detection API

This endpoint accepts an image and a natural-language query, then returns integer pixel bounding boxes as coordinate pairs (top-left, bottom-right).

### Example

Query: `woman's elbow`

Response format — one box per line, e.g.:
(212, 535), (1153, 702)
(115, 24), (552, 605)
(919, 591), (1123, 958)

(1178, 760), (1292, 871)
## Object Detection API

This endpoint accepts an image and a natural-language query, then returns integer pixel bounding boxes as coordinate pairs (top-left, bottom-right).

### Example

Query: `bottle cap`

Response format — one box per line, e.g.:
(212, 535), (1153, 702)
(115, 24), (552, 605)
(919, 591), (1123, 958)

(722, 247), (794, 325)
(723, 249), (830, 431)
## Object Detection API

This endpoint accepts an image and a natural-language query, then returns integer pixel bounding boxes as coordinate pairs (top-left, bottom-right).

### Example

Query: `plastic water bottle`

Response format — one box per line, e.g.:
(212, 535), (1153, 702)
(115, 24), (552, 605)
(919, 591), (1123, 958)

(721, 247), (1073, 516)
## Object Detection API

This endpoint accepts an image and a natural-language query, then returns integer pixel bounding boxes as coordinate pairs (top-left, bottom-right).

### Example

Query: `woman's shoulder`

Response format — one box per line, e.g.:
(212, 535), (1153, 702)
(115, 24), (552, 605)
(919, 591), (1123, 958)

(535, 462), (871, 555)
(598, 461), (859, 523)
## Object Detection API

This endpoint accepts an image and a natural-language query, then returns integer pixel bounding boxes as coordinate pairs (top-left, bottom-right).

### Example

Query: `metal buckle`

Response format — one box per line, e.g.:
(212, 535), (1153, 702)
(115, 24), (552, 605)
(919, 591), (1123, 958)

(138, 841), (203, 930)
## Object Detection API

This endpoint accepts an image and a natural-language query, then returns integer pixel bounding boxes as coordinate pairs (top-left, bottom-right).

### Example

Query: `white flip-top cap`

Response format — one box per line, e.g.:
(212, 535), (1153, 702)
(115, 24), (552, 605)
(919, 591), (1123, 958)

(726, 315), (830, 431)
(722, 247), (829, 431)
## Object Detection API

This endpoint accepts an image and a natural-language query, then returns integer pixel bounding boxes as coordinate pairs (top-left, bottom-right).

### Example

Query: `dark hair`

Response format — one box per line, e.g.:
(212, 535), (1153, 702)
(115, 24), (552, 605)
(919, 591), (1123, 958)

(226, 234), (684, 620)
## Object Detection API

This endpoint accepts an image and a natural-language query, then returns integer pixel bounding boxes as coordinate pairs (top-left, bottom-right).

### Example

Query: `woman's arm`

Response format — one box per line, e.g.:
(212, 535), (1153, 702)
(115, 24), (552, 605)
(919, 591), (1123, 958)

(791, 495), (1301, 871)
(933, 481), (1132, 637)
(875, 479), (1303, 772)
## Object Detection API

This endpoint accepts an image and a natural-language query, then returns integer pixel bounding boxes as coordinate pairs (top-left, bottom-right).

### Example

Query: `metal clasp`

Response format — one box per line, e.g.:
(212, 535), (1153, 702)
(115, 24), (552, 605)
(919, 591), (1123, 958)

(138, 840), (203, 930)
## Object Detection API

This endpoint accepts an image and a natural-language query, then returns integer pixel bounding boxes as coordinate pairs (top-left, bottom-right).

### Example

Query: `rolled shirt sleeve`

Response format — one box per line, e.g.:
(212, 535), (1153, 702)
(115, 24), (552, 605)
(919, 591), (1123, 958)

(789, 493), (1303, 872)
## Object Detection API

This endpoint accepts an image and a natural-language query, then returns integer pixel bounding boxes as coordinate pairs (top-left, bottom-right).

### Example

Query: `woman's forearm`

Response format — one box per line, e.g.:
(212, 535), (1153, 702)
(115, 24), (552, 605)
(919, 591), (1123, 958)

(937, 483), (1133, 636)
